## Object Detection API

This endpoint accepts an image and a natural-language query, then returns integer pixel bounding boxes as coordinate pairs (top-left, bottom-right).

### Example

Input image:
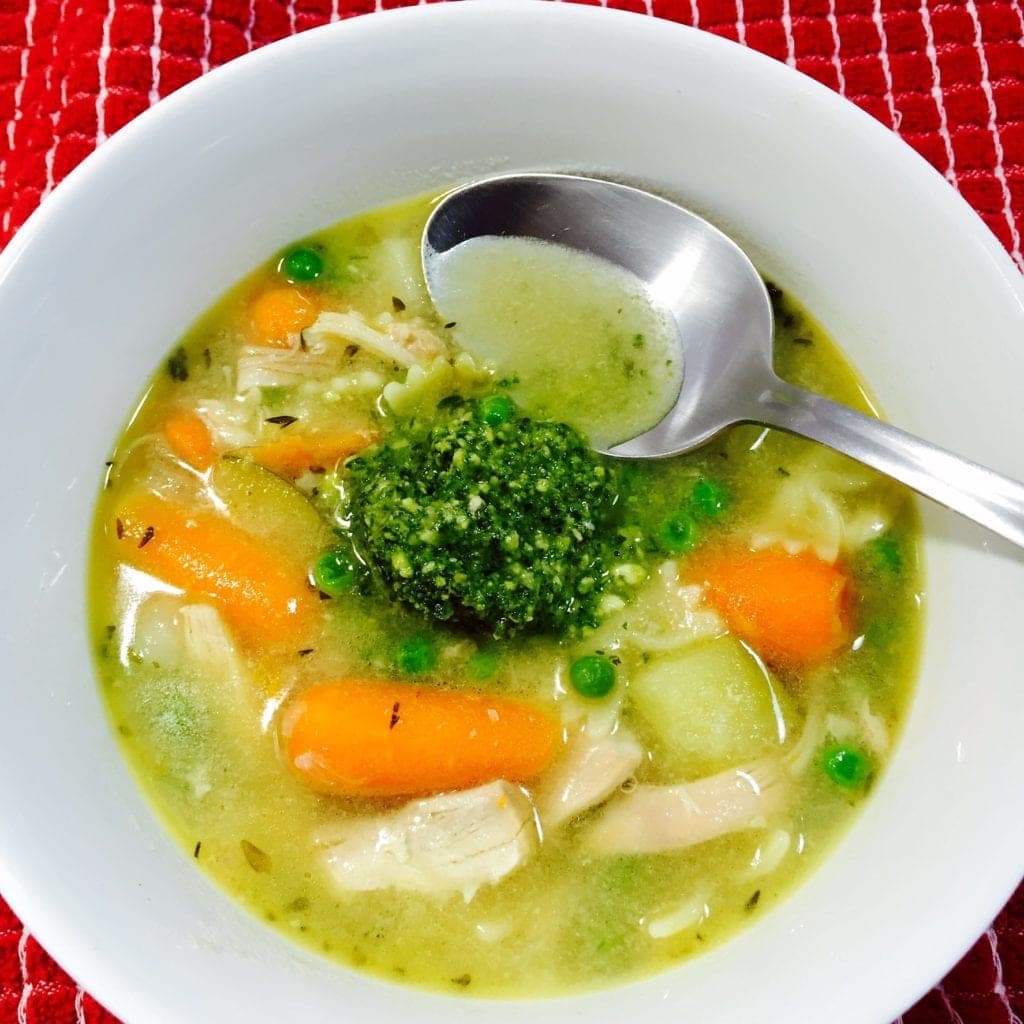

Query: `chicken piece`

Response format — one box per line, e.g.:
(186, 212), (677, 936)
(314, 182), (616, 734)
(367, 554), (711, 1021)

(316, 780), (538, 901)
(302, 310), (446, 369)
(583, 759), (786, 857)
(194, 396), (262, 449)
(385, 320), (447, 363)
(178, 603), (249, 691)
(535, 727), (644, 830)
(235, 343), (341, 392)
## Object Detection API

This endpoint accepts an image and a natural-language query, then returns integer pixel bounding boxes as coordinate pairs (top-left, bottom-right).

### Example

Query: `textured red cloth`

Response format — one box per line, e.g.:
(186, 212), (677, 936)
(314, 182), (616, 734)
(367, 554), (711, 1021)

(1, 0), (1022, 1021)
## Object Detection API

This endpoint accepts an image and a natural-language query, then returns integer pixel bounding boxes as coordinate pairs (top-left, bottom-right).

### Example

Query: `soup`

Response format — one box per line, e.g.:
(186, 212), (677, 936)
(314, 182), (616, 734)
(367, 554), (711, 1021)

(89, 189), (922, 996)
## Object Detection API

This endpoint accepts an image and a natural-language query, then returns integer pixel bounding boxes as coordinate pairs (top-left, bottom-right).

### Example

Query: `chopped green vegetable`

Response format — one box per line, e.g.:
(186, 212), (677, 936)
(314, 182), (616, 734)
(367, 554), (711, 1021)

(280, 246), (324, 282)
(689, 477), (731, 520)
(658, 510), (700, 553)
(867, 534), (903, 575)
(821, 744), (871, 788)
(396, 635), (439, 674)
(347, 399), (618, 636)
(313, 550), (360, 596)
(864, 617), (898, 649)
(569, 654), (616, 698)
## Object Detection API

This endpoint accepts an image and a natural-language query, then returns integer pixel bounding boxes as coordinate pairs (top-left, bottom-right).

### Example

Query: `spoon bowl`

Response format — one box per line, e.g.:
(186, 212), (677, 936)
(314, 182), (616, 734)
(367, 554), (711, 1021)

(424, 172), (1024, 549)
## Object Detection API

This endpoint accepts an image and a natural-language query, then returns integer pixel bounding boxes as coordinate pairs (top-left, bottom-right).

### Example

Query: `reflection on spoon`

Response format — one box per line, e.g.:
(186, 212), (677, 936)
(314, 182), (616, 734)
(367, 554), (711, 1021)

(423, 172), (1024, 550)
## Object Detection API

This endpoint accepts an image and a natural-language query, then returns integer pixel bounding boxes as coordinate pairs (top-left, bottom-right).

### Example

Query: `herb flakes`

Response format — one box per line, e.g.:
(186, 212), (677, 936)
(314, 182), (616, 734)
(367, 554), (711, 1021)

(167, 346), (189, 382)
(241, 839), (272, 873)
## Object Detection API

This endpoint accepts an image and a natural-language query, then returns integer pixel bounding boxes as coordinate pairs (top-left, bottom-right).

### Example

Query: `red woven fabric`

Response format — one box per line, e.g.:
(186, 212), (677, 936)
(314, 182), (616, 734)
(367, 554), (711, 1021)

(0, 0), (1022, 1021)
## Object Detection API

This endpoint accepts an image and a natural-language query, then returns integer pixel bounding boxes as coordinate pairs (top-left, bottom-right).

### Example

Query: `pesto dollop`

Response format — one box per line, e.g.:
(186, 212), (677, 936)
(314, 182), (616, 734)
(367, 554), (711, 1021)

(347, 398), (618, 637)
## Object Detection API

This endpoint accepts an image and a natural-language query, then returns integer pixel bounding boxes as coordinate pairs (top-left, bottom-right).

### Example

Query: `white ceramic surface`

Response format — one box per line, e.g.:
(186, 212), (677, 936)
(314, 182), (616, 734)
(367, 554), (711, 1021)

(0, 4), (1022, 1023)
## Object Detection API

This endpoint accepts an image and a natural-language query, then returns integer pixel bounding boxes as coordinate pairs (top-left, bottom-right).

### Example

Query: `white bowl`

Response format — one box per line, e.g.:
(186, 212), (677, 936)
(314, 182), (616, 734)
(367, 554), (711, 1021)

(1, 4), (1022, 1022)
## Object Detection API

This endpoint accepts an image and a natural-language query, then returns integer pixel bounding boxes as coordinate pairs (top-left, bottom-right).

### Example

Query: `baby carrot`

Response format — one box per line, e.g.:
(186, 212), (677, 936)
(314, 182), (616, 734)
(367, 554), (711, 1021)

(164, 410), (216, 471)
(688, 546), (852, 669)
(250, 286), (319, 347)
(282, 680), (561, 797)
(240, 428), (378, 481)
(113, 494), (317, 645)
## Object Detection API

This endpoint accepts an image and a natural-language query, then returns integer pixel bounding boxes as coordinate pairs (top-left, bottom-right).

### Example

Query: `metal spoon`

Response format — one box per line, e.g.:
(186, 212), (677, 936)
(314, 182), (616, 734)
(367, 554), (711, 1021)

(423, 171), (1024, 550)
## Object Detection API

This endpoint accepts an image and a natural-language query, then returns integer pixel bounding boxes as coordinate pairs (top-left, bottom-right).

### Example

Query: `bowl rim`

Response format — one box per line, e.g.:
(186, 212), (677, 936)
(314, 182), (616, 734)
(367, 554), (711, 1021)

(1, 4), (1022, 1023)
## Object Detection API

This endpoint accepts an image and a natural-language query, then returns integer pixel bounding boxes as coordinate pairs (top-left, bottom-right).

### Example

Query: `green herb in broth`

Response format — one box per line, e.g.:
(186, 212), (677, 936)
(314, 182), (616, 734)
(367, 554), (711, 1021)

(89, 189), (923, 997)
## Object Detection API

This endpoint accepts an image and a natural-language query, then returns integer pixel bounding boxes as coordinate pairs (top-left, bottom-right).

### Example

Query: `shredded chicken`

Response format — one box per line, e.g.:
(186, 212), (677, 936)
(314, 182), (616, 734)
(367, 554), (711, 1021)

(178, 603), (249, 691)
(315, 780), (537, 901)
(194, 396), (262, 449)
(235, 344), (341, 392)
(535, 727), (644, 830)
(385, 320), (447, 363)
(302, 310), (446, 369)
(583, 759), (786, 857)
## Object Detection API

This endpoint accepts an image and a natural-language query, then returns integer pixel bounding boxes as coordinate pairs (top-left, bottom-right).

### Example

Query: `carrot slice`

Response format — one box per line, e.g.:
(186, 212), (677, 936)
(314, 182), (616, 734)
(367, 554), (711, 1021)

(282, 680), (561, 797)
(250, 287), (318, 348)
(239, 429), (378, 480)
(164, 410), (216, 471)
(114, 494), (317, 645)
(688, 547), (851, 669)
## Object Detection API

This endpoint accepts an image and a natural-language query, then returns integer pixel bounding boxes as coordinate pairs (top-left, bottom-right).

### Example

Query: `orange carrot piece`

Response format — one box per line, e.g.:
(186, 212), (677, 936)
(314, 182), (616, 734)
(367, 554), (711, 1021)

(164, 410), (216, 471)
(250, 286), (318, 348)
(240, 429), (378, 480)
(114, 494), (317, 645)
(688, 547), (852, 669)
(282, 680), (561, 797)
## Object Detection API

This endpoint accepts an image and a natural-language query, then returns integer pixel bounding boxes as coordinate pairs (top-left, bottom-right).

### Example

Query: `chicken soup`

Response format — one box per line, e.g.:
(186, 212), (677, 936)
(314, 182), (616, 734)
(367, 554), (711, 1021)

(90, 189), (922, 996)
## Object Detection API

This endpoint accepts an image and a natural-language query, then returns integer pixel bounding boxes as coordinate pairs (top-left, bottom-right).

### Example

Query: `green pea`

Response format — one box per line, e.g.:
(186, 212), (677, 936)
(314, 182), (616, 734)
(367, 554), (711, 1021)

(822, 744), (871, 788)
(658, 511), (700, 553)
(280, 246), (324, 282)
(690, 476), (731, 520)
(569, 654), (616, 699)
(478, 394), (515, 427)
(396, 635), (438, 674)
(468, 648), (501, 680)
(313, 550), (359, 596)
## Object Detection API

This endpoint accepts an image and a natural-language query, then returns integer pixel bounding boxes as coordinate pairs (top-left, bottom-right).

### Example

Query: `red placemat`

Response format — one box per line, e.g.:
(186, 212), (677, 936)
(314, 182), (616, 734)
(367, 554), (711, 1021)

(1, 1), (1022, 1021)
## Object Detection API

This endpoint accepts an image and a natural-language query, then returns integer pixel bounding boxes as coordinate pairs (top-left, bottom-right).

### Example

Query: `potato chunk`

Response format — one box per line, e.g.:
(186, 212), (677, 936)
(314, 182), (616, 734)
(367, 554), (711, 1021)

(630, 635), (787, 776)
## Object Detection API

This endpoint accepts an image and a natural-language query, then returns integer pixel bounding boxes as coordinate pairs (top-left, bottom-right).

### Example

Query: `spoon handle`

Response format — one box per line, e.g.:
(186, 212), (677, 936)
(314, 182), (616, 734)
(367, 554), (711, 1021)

(755, 378), (1024, 550)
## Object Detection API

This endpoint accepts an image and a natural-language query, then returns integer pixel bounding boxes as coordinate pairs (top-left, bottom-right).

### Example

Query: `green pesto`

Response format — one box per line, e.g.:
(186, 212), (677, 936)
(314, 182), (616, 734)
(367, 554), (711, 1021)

(346, 398), (619, 637)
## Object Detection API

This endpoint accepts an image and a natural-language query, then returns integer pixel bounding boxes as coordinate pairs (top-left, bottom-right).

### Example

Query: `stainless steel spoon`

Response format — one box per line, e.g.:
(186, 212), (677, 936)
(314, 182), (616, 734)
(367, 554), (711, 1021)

(423, 172), (1024, 550)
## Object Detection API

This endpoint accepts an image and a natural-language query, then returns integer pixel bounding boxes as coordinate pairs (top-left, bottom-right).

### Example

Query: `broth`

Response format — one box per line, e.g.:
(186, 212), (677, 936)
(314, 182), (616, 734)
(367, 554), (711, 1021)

(89, 189), (922, 996)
